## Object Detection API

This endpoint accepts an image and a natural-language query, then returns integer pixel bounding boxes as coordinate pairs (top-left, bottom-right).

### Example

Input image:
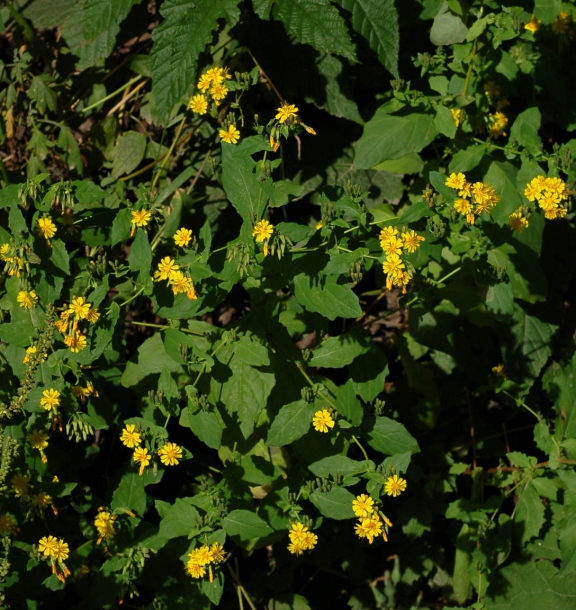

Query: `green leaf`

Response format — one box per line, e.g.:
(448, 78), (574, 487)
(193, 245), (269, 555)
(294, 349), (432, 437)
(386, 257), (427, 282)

(121, 333), (181, 387)
(367, 416), (420, 456)
(111, 472), (147, 516)
(223, 509), (273, 540)
(334, 0), (399, 76)
(158, 498), (200, 539)
(430, 3), (468, 45)
(510, 108), (542, 156)
(434, 105), (457, 138)
(128, 229), (152, 275)
(0, 320), (37, 348)
(272, 0), (356, 62)
(308, 333), (367, 368)
(355, 110), (437, 169)
(449, 144), (488, 173)
(234, 336), (270, 367)
(558, 516), (576, 577)
(201, 571), (224, 605)
(293, 274), (362, 320)
(374, 153), (424, 175)
(485, 282), (514, 317)
(111, 132), (147, 178)
(151, 0), (242, 120)
(158, 366), (179, 401)
(309, 486), (356, 520)
(220, 358), (275, 438)
(266, 400), (316, 446)
(514, 483), (545, 545)
(336, 380), (363, 426)
(308, 455), (373, 478)
(186, 409), (223, 449)
(533, 0), (562, 24)
(111, 208), (132, 245)
(547, 352), (576, 441)
(484, 160), (523, 225)
(348, 344), (388, 402)
(57, 125), (82, 172)
(50, 239), (70, 275)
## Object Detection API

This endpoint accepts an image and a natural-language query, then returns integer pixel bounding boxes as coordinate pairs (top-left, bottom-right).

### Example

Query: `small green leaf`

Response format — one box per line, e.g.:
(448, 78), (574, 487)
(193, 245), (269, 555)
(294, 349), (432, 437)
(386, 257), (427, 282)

(223, 509), (273, 540)
(308, 455), (373, 478)
(50, 239), (70, 275)
(367, 416), (420, 456)
(336, 380), (363, 426)
(111, 132), (147, 178)
(430, 3), (468, 45)
(234, 336), (270, 367)
(111, 472), (147, 516)
(308, 333), (367, 368)
(267, 400), (316, 446)
(186, 409), (223, 450)
(293, 274), (362, 320)
(309, 486), (356, 519)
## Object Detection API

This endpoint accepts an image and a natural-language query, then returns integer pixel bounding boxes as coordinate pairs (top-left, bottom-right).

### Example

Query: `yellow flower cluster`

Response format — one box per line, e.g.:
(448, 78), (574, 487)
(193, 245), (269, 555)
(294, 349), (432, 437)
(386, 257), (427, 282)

(153, 257), (198, 300)
(508, 208), (529, 232)
(524, 175), (569, 220)
(352, 494), (391, 544)
(120, 424), (183, 475)
(94, 509), (116, 545)
(71, 381), (98, 403)
(17, 290), (38, 309)
(185, 542), (226, 579)
(380, 227), (424, 293)
(488, 110), (508, 139)
(312, 409), (334, 433)
(38, 535), (70, 582)
(190, 66), (231, 114)
(0, 243), (23, 277)
(55, 295), (100, 353)
(445, 172), (500, 224)
(287, 522), (318, 556)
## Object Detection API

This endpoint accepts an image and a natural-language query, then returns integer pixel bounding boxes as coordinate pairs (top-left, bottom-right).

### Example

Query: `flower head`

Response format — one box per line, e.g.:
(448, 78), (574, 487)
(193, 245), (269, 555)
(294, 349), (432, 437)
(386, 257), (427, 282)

(355, 515), (383, 544)
(28, 429), (49, 450)
(509, 209), (529, 233)
(133, 447), (150, 475)
(0, 514), (17, 536)
(253, 220), (273, 243)
(219, 124), (240, 144)
(382, 254), (405, 279)
(64, 331), (87, 353)
(168, 270), (192, 295)
(52, 539), (69, 562)
(210, 542), (225, 564)
(38, 535), (59, 557)
(174, 228), (193, 247)
(11, 473), (30, 498)
(94, 510), (116, 542)
(186, 561), (206, 578)
(131, 209), (151, 228)
(525, 15), (541, 34)
(352, 494), (375, 519)
(312, 409), (334, 433)
(121, 424), (142, 448)
(445, 172), (467, 191)
(158, 442), (183, 466)
(17, 290), (38, 309)
(37, 217), (57, 240)
(401, 230), (425, 254)
(154, 257), (179, 281)
(40, 388), (61, 412)
(209, 82), (228, 102)
(276, 103), (298, 124)
(189, 94), (208, 114)
(197, 74), (212, 92)
(68, 296), (91, 319)
(384, 474), (407, 497)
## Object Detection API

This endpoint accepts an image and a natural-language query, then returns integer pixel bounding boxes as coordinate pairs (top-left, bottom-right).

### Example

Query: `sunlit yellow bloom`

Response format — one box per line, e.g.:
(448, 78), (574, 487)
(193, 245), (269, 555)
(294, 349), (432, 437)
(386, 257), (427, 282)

(382, 254), (405, 278)
(289, 522), (308, 543)
(275, 103), (298, 124)
(86, 308), (100, 324)
(189, 94), (208, 114)
(379, 226), (398, 247)
(28, 429), (49, 450)
(52, 539), (69, 562)
(205, 67), (225, 83)
(17, 290), (38, 309)
(355, 515), (383, 544)
(451, 108), (464, 126)
(197, 74), (212, 92)
(384, 474), (407, 497)
(38, 535), (59, 557)
(219, 124), (240, 144)
(312, 409), (334, 433)
(168, 270), (192, 295)
(209, 542), (225, 564)
(287, 540), (305, 555)
(154, 257), (179, 281)
(120, 424), (141, 448)
(189, 545), (212, 566)
(381, 235), (402, 257)
(68, 296), (91, 319)
(401, 230), (425, 253)
(209, 82), (228, 102)
(253, 219), (273, 243)
(37, 217), (57, 239)
(352, 494), (375, 518)
(40, 388), (61, 411)
(445, 172), (467, 190)
(131, 209), (152, 228)
(64, 331), (87, 352)
(301, 530), (318, 550)
(158, 442), (183, 466)
(133, 447), (150, 475)
(187, 285), (198, 300)
(186, 561), (206, 578)
(94, 510), (116, 542)
(174, 228), (193, 247)
(524, 15), (541, 34)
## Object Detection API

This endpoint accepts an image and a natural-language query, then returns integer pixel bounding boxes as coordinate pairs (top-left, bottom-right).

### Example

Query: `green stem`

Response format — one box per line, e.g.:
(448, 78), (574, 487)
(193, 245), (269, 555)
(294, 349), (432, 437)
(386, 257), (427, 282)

(352, 435), (370, 461)
(118, 286), (145, 308)
(129, 321), (205, 336)
(79, 75), (143, 114)
(152, 115), (187, 190)
(435, 266), (461, 285)
(503, 391), (541, 421)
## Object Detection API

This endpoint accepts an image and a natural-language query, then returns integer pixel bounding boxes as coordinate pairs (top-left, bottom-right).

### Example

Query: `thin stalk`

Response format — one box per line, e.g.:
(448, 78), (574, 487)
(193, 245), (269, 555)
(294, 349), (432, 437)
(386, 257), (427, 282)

(79, 75), (143, 114)
(352, 435), (370, 461)
(129, 321), (205, 336)
(118, 286), (145, 307)
(151, 115), (187, 190)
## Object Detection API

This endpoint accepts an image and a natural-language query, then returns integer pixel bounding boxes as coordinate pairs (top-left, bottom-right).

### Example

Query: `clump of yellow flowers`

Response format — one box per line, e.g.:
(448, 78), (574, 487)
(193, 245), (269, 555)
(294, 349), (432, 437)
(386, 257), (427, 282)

(120, 424), (184, 476)
(54, 295), (100, 353)
(524, 175), (569, 220)
(37, 535), (70, 582)
(185, 542), (226, 580)
(153, 255), (197, 300)
(287, 521), (318, 556)
(445, 172), (500, 224)
(380, 226), (425, 293)
(94, 509), (116, 545)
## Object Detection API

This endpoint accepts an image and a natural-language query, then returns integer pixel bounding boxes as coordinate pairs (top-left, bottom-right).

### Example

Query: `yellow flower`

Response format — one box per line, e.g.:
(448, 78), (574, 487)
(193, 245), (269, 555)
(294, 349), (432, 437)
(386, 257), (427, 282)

(525, 15), (541, 34)
(17, 290), (38, 309)
(352, 494), (375, 519)
(131, 209), (152, 228)
(37, 217), (57, 239)
(401, 230), (425, 253)
(28, 429), (49, 450)
(356, 515), (383, 544)
(384, 474), (407, 497)
(197, 73), (212, 92)
(275, 102), (298, 124)
(186, 561), (206, 578)
(120, 424), (142, 448)
(38, 535), (59, 557)
(64, 331), (87, 352)
(187, 285), (198, 300)
(86, 308), (100, 324)
(382, 254), (405, 278)
(219, 124), (240, 144)
(205, 67), (225, 83)
(11, 473), (30, 498)
(451, 108), (464, 126)
(154, 257), (179, 281)
(445, 172), (467, 190)
(209, 542), (225, 564)
(253, 219), (273, 243)
(287, 540), (305, 555)
(52, 538), (69, 562)
(379, 226), (398, 248)
(381, 235), (402, 257)
(158, 442), (183, 466)
(31, 491), (53, 508)
(312, 409), (334, 433)
(40, 388), (61, 411)
(168, 270), (192, 295)
(189, 94), (208, 114)
(209, 82), (228, 102)
(133, 447), (151, 475)
(174, 228), (193, 247)
(189, 545), (212, 566)
(68, 296), (91, 319)
(301, 530), (318, 550)
(94, 510), (116, 542)
(0, 514), (17, 536)
(454, 198), (473, 215)
(289, 522), (308, 543)
(509, 209), (529, 233)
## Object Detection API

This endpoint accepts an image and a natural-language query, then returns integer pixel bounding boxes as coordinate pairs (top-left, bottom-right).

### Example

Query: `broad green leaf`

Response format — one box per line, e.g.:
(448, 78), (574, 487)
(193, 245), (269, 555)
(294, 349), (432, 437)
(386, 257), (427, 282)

(367, 416), (420, 456)
(510, 108), (542, 155)
(186, 409), (223, 449)
(348, 344), (388, 402)
(267, 400), (316, 446)
(128, 229), (152, 275)
(434, 105), (457, 138)
(50, 239), (70, 275)
(158, 366), (179, 401)
(202, 571), (224, 605)
(558, 514), (576, 577)
(547, 352), (576, 441)
(355, 110), (437, 169)
(309, 486), (356, 519)
(308, 333), (367, 368)
(158, 498), (200, 539)
(0, 320), (37, 348)
(23, 0), (75, 29)
(111, 208), (132, 245)
(336, 380), (363, 426)
(220, 358), (275, 438)
(223, 509), (273, 540)
(334, 0), (399, 76)
(484, 160), (523, 225)
(430, 3), (468, 45)
(121, 333), (181, 387)
(485, 282), (514, 317)
(374, 153), (424, 175)
(151, 0), (242, 120)
(449, 144), (488, 173)
(308, 456), (373, 478)
(111, 132), (147, 178)
(272, 0), (356, 62)
(234, 336), (270, 367)
(72, 180), (107, 205)
(293, 274), (362, 320)
(111, 472), (147, 515)
(514, 483), (545, 545)
(533, 0), (562, 24)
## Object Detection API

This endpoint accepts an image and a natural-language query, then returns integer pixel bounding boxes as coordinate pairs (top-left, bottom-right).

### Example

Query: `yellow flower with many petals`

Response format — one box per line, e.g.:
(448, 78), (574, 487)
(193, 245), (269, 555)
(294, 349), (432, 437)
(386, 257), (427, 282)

(38, 535), (59, 557)
(509, 209), (529, 233)
(154, 257), (179, 281)
(384, 474), (407, 497)
(253, 219), (273, 243)
(131, 209), (151, 229)
(158, 442), (183, 466)
(11, 473), (30, 498)
(352, 494), (375, 518)
(209, 82), (228, 102)
(28, 429), (49, 450)
(174, 228), (193, 247)
(276, 102), (298, 124)
(17, 290), (38, 309)
(189, 94), (208, 114)
(40, 388), (61, 411)
(37, 217), (57, 239)
(133, 447), (151, 475)
(312, 409), (334, 433)
(219, 124), (240, 144)
(445, 172), (467, 190)
(64, 331), (88, 352)
(120, 424), (141, 448)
